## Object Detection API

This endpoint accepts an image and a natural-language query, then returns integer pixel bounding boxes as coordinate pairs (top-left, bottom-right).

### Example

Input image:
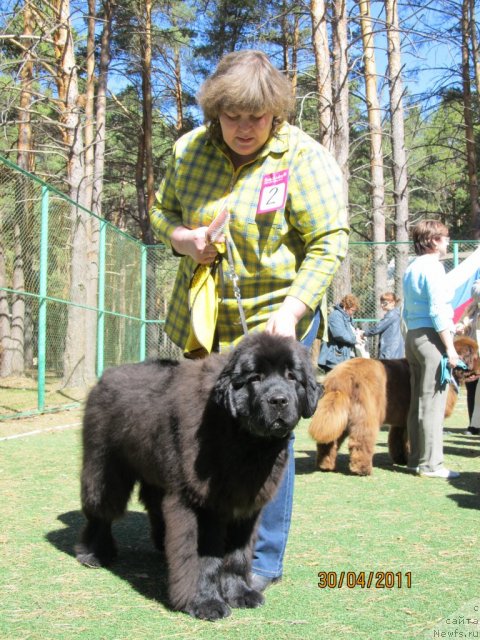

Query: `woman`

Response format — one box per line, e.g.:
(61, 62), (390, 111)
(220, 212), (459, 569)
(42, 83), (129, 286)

(456, 280), (480, 434)
(363, 292), (404, 359)
(402, 220), (460, 479)
(150, 51), (348, 591)
(318, 294), (360, 372)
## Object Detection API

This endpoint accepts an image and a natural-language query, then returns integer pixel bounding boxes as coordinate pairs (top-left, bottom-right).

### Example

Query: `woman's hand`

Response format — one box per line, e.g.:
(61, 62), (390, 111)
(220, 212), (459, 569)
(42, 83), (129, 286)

(265, 309), (297, 339)
(439, 328), (460, 369)
(170, 225), (223, 265)
(265, 296), (308, 339)
(446, 345), (461, 369)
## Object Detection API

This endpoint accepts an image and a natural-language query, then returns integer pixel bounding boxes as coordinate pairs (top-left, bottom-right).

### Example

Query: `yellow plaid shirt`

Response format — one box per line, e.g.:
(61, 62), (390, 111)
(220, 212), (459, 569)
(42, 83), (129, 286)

(150, 122), (349, 351)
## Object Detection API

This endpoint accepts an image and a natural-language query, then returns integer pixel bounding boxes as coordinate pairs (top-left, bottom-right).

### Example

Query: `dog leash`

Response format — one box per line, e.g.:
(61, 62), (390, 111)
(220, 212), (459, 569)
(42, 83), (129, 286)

(207, 209), (248, 337)
(225, 237), (248, 336)
(440, 355), (468, 390)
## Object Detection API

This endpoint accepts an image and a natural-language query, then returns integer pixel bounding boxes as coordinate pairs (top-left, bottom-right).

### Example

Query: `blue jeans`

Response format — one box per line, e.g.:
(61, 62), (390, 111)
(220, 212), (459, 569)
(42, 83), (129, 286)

(252, 435), (295, 578)
(252, 311), (320, 579)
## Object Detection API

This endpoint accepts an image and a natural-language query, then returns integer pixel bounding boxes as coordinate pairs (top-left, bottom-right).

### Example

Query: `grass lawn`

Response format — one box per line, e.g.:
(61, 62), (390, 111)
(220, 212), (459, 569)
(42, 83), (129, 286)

(0, 391), (479, 640)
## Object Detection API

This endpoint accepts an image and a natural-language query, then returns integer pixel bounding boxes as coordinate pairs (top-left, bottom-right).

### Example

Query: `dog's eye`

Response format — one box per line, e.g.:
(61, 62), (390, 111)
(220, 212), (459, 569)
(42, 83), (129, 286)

(285, 370), (297, 381)
(248, 373), (262, 384)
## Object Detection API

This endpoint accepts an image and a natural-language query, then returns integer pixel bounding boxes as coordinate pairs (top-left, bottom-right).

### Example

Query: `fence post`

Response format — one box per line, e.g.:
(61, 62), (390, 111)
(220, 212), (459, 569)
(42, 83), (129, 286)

(37, 186), (49, 412)
(96, 219), (107, 377)
(140, 244), (147, 361)
(452, 241), (459, 267)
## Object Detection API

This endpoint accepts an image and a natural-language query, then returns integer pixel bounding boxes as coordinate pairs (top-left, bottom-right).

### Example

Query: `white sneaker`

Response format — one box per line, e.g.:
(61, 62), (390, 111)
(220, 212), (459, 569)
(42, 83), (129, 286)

(419, 467), (460, 479)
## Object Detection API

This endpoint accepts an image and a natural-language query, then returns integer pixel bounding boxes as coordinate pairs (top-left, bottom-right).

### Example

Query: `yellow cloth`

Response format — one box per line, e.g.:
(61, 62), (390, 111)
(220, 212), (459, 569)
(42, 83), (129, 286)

(184, 242), (225, 358)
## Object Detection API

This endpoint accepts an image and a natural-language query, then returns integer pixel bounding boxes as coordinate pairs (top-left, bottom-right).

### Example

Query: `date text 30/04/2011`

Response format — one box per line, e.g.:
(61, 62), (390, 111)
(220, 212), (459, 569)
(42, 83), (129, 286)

(317, 571), (412, 589)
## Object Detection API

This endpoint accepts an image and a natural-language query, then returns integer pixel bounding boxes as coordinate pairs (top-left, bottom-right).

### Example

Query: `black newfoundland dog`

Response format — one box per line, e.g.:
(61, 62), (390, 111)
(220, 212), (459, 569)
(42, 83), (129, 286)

(75, 332), (320, 621)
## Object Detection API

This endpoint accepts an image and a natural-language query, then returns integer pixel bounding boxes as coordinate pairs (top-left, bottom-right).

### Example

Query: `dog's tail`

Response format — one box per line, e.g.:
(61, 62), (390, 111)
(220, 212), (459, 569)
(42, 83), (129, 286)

(445, 382), (458, 418)
(308, 389), (350, 443)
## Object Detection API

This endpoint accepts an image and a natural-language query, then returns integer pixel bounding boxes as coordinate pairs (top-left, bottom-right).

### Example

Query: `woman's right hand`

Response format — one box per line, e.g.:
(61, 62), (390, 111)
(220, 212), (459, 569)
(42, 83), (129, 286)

(170, 226), (222, 265)
(446, 346), (460, 369)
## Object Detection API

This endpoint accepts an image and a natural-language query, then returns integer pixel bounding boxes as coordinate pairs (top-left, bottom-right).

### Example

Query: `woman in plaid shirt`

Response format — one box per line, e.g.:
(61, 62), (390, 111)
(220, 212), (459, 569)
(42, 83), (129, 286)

(150, 50), (349, 592)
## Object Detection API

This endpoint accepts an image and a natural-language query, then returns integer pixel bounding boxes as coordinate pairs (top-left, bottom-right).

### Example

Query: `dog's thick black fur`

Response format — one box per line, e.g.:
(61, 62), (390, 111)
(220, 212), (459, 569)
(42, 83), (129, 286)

(75, 333), (319, 621)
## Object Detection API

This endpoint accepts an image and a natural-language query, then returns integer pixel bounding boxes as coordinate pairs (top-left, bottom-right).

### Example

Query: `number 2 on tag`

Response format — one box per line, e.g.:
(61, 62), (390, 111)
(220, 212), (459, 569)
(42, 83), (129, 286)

(257, 170), (289, 214)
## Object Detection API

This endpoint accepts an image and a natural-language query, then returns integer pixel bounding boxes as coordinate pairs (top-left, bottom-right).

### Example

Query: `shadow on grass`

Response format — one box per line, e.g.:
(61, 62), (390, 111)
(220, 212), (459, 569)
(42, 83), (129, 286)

(46, 509), (170, 606)
(446, 472), (480, 510)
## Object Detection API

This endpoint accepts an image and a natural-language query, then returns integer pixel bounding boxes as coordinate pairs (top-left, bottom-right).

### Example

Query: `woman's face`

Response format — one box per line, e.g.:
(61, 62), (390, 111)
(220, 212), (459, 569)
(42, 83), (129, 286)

(381, 299), (395, 313)
(219, 111), (274, 164)
(431, 233), (450, 257)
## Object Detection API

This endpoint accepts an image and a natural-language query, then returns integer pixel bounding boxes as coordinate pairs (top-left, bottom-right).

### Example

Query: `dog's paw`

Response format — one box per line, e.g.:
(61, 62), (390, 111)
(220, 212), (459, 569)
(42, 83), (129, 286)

(350, 464), (372, 476)
(317, 464), (336, 472)
(221, 575), (265, 609)
(185, 597), (231, 621)
(74, 543), (115, 567)
(227, 586), (265, 609)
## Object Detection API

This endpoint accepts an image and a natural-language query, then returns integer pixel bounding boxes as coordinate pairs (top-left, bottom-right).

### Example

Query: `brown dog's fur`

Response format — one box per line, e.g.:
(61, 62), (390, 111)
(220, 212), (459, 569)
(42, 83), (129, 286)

(308, 336), (478, 476)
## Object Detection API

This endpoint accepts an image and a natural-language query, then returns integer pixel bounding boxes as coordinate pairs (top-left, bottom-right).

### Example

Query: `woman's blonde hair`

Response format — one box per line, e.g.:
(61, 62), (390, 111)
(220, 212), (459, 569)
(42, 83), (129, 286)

(196, 50), (295, 139)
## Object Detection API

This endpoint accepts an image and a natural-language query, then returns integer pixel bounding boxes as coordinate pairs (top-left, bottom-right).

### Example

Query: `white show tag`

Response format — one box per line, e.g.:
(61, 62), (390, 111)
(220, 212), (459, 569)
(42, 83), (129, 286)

(257, 170), (289, 214)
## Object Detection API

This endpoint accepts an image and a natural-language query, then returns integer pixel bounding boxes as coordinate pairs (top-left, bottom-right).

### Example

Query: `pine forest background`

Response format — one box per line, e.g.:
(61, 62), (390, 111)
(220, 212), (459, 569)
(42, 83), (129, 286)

(1, 0), (480, 398)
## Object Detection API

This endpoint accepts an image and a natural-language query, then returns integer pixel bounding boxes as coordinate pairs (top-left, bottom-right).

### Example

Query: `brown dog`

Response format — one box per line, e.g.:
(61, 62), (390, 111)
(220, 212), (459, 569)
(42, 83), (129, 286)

(308, 336), (477, 476)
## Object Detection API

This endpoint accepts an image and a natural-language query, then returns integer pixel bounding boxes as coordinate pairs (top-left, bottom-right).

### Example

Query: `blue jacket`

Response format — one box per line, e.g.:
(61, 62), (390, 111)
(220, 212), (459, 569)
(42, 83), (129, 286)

(364, 307), (405, 359)
(318, 304), (357, 368)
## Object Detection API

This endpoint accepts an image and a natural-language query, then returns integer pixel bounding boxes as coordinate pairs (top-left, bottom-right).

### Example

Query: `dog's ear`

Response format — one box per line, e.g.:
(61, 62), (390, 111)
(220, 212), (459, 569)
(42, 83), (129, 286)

(298, 347), (322, 418)
(302, 374), (321, 418)
(212, 365), (239, 418)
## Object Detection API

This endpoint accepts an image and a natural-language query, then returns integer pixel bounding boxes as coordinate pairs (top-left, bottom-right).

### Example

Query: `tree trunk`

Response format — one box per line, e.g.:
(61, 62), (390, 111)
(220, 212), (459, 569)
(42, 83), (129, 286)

(143, 0), (155, 216)
(290, 13), (299, 100)
(469, 0), (480, 99)
(84, 0), (96, 212)
(357, 0), (387, 311)
(10, 224), (25, 374)
(0, 237), (12, 377)
(88, 0), (114, 376)
(83, 0), (98, 381)
(331, 0), (352, 300)
(385, 0), (409, 296)
(310, 0), (334, 152)
(92, 0), (113, 219)
(462, 0), (480, 237)
(53, 0), (92, 387)
(280, 3), (299, 104)
(174, 47), (184, 132)
(5, 0), (37, 377)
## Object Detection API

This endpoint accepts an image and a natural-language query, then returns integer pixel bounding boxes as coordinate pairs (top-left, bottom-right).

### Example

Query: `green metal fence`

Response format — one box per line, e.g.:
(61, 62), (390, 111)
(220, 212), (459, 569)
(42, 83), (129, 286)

(0, 155), (478, 420)
(0, 156), (181, 419)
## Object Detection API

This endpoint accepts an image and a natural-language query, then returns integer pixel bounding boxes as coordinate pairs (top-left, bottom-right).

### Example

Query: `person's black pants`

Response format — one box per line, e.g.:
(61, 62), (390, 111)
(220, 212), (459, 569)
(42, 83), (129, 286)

(466, 379), (478, 422)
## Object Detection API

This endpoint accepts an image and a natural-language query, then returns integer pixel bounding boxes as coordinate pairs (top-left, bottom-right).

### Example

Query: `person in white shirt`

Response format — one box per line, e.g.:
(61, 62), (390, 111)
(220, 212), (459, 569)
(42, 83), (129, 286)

(402, 220), (461, 479)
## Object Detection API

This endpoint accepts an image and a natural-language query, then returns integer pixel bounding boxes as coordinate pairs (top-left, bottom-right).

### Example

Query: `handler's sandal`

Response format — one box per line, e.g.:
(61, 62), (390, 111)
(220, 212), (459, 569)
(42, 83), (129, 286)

(249, 573), (282, 592)
(419, 467), (460, 479)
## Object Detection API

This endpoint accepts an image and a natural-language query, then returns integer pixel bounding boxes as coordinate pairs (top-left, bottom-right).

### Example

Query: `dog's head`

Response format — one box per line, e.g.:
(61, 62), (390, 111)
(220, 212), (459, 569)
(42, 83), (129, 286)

(213, 333), (320, 439)
(454, 336), (479, 382)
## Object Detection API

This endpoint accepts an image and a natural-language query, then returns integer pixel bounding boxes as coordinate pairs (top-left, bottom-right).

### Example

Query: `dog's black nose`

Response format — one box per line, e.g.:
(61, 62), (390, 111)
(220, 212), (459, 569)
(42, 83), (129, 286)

(268, 393), (288, 407)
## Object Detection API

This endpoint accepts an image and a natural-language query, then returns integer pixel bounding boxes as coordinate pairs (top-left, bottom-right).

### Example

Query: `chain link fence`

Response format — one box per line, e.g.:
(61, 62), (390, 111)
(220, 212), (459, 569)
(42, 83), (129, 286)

(0, 155), (478, 419)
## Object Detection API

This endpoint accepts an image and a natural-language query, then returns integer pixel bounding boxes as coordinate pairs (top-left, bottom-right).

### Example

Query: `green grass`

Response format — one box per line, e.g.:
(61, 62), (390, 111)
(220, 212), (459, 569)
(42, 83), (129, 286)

(0, 373), (85, 419)
(0, 393), (479, 640)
